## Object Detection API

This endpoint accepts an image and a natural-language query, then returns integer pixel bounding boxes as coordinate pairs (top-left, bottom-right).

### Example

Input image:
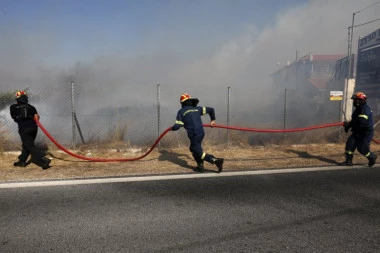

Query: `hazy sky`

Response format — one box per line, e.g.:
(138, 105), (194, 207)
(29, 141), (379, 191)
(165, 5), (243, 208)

(0, 0), (307, 65)
(0, 0), (379, 109)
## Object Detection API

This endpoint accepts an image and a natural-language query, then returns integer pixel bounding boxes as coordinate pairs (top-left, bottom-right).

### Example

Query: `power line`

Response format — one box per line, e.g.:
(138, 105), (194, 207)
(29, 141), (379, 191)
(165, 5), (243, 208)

(356, 0), (380, 14)
(354, 18), (380, 28)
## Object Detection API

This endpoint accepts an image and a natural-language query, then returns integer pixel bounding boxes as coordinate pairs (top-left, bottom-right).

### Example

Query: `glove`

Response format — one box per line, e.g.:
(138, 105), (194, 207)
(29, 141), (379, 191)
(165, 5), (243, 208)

(343, 121), (350, 133)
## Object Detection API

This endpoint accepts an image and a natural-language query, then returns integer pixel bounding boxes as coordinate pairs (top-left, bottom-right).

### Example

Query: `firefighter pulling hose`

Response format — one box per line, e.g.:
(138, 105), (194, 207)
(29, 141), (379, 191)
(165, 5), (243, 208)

(171, 93), (224, 173)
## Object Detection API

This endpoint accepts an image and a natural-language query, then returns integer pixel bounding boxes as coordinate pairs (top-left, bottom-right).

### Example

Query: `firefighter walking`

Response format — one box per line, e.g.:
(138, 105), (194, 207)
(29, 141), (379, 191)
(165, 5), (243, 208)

(172, 93), (224, 173)
(342, 92), (377, 167)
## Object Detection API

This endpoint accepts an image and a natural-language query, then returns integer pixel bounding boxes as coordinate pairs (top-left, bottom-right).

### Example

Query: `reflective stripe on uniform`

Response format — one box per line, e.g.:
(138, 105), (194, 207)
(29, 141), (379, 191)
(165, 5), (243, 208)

(201, 152), (206, 159)
(365, 152), (371, 157)
(345, 150), (354, 155)
(183, 109), (198, 116)
(358, 114), (368, 120)
(175, 120), (184, 125)
(202, 107), (206, 115)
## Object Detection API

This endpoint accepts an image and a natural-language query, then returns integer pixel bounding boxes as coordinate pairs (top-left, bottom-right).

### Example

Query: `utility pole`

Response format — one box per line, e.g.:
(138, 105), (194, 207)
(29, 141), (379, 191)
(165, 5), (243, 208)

(344, 12), (355, 122)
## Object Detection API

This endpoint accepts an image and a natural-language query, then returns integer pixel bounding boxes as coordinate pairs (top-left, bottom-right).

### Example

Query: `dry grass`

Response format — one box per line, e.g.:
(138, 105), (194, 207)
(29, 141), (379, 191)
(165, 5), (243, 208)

(1, 142), (379, 182)
(2, 124), (380, 182)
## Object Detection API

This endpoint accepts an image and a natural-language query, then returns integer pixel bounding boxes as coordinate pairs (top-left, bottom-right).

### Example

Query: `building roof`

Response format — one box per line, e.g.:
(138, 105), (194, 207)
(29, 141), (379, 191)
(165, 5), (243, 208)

(298, 54), (346, 61)
(272, 54), (346, 76)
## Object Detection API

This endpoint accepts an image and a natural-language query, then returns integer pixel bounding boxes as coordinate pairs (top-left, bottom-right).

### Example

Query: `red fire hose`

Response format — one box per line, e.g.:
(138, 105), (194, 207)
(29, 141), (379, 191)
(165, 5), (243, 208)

(34, 117), (380, 162)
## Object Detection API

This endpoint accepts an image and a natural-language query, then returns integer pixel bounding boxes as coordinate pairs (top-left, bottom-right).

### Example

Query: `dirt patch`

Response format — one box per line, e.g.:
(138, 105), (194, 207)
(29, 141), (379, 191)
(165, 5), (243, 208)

(1, 143), (378, 182)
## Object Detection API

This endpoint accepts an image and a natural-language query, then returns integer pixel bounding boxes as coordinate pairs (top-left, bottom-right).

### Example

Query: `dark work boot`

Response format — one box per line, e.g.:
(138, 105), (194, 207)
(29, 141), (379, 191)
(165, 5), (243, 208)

(341, 160), (353, 166)
(340, 154), (353, 166)
(13, 161), (27, 167)
(196, 161), (204, 173)
(214, 158), (224, 173)
(41, 157), (51, 170)
(368, 154), (377, 167)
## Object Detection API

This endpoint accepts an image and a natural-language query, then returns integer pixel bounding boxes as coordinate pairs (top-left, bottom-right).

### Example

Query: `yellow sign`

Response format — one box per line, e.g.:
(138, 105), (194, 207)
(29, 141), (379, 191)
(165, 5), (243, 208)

(330, 91), (343, 101)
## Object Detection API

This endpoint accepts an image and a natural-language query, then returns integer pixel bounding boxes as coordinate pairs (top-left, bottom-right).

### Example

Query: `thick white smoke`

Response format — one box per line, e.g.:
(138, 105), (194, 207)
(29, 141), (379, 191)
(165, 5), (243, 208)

(1, 0), (379, 142)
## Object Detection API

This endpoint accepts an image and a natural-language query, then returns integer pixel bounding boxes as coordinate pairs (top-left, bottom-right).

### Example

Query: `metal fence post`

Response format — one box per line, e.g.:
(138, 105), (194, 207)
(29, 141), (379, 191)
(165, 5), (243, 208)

(157, 83), (161, 147)
(284, 88), (287, 141)
(227, 86), (230, 145)
(339, 99), (342, 141)
(71, 81), (76, 149)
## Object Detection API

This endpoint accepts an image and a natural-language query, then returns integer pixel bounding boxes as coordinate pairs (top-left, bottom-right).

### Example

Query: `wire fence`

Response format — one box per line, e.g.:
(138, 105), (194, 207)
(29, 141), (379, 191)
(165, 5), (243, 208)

(0, 82), (344, 150)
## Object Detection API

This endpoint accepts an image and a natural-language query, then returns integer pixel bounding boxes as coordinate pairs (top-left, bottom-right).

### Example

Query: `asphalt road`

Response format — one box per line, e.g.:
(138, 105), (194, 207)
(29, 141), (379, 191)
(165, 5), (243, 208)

(1, 167), (380, 252)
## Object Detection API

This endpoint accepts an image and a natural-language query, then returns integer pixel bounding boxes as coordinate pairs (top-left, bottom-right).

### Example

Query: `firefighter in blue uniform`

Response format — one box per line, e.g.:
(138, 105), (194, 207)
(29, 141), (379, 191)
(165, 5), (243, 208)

(172, 93), (224, 173)
(10, 91), (51, 170)
(342, 92), (377, 166)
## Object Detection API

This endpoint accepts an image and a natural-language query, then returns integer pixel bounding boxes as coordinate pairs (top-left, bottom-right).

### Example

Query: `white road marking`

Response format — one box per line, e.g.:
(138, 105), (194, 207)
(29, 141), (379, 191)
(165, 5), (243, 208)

(0, 166), (365, 189)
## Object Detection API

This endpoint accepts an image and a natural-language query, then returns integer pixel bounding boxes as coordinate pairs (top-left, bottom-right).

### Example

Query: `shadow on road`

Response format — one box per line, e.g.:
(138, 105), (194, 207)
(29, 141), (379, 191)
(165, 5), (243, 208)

(158, 149), (194, 170)
(287, 149), (341, 165)
(158, 149), (218, 173)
